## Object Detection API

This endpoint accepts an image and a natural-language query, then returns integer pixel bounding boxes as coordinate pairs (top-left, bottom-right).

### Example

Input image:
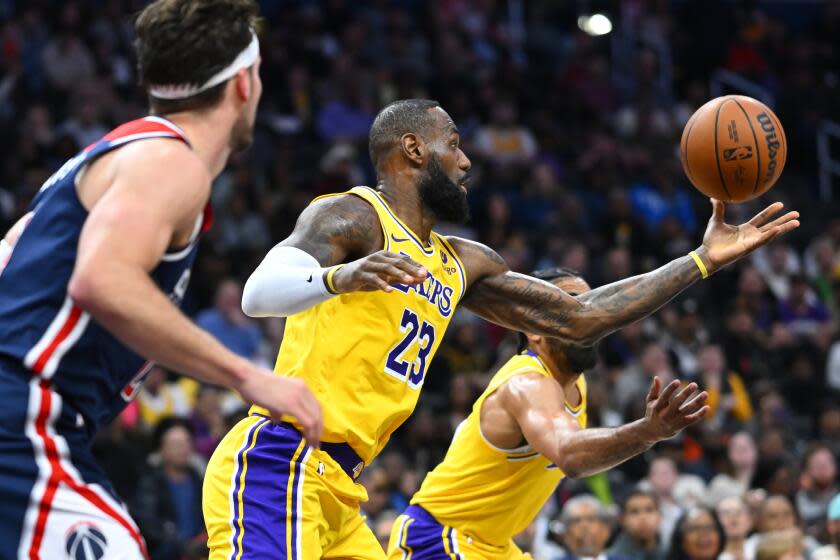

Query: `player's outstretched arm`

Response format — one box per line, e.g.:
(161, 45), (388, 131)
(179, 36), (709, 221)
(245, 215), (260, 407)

(455, 199), (799, 344)
(67, 140), (322, 444)
(500, 375), (708, 478)
(241, 194), (427, 317)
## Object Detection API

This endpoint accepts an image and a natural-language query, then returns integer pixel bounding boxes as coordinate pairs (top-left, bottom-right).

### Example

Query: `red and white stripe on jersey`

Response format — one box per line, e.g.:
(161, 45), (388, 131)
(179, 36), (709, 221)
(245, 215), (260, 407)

(23, 296), (91, 379)
(83, 115), (190, 152)
(18, 378), (148, 560)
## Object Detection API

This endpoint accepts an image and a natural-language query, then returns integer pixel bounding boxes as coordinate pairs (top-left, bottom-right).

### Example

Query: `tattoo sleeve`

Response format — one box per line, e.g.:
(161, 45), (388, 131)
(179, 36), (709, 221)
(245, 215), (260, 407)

(278, 195), (381, 266)
(461, 240), (702, 344)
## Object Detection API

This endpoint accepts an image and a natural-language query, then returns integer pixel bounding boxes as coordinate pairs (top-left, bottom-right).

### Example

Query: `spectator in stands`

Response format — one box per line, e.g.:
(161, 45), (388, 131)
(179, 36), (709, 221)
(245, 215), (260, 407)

(778, 275), (834, 349)
(795, 445), (839, 533)
(755, 244), (800, 302)
(696, 344), (753, 430)
(608, 489), (665, 560)
(647, 456), (684, 549)
(748, 495), (821, 559)
(195, 279), (262, 360)
(812, 493), (840, 559)
(188, 384), (226, 461)
(708, 432), (759, 503)
(716, 496), (753, 560)
(661, 299), (707, 378)
(755, 528), (805, 560)
(559, 495), (628, 560)
(134, 418), (205, 560)
(136, 366), (190, 428)
(475, 98), (538, 167)
(666, 506), (725, 560)
(614, 343), (676, 417)
(374, 510), (399, 551)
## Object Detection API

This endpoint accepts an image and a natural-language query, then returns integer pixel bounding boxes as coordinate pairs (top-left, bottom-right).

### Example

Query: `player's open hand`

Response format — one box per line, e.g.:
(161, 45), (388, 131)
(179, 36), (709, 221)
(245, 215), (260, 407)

(238, 368), (323, 448)
(333, 250), (428, 293)
(700, 199), (799, 273)
(640, 377), (709, 441)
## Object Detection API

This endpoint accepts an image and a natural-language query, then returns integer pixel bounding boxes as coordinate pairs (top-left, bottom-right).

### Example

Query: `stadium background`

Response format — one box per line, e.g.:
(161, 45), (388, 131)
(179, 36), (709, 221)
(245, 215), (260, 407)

(1, 0), (839, 558)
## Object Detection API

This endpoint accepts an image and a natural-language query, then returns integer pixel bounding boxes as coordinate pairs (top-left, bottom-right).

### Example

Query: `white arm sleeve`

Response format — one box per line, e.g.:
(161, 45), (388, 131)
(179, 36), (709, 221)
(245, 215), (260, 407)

(241, 246), (336, 318)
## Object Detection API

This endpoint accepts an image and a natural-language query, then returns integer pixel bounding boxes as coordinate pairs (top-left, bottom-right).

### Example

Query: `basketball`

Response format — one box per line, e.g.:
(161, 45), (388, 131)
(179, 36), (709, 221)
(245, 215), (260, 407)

(680, 95), (787, 203)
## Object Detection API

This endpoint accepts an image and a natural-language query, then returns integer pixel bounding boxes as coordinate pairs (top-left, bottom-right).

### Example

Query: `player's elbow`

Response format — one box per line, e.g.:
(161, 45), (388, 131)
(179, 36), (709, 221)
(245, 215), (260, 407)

(68, 267), (118, 318)
(553, 454), (584, 479)
(241, 274), (273, 318)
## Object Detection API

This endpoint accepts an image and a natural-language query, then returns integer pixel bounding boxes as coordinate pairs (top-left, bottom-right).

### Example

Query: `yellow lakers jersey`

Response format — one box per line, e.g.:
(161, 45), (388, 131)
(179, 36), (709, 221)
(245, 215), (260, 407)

(251, 186), (466, 465)
(411, 351), (587, 546)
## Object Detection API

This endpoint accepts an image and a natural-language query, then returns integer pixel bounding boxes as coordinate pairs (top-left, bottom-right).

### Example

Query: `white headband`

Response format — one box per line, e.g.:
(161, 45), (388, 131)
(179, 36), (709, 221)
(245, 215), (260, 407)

(148, 31), (259, 100)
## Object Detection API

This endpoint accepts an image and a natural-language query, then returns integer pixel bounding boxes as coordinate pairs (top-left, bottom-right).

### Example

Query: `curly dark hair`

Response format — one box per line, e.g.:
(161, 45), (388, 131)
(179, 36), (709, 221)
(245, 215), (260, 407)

(134, 0), (260, 113)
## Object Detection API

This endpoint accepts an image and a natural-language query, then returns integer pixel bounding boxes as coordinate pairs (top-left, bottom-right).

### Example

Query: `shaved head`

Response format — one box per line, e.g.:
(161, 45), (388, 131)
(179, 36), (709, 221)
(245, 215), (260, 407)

(368, 99), (441, 168)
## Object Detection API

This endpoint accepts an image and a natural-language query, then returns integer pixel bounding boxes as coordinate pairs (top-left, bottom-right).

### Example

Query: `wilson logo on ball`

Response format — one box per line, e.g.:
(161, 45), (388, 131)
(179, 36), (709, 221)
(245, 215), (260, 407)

(723, 146), (753, 161)
(756, 112), (781, 184)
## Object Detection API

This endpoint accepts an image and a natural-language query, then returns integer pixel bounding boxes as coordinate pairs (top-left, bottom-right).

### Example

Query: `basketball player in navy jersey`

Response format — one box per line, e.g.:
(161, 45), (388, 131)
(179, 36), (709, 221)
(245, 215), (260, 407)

(0, 1), (321, 558)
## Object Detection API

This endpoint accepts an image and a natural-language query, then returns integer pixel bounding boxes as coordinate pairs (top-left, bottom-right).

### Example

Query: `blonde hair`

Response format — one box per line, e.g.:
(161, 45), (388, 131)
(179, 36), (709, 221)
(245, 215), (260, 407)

(756, 528), (803, 560)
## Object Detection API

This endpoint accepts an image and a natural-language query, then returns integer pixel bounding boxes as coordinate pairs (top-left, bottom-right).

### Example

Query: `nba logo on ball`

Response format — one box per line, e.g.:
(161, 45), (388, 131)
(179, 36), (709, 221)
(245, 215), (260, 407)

(65, 522), (108, 560)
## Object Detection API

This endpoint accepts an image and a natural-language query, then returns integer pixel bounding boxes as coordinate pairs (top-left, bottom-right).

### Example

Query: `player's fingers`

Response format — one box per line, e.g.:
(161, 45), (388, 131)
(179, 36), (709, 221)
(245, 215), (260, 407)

(368, 274), (394, 292)
(299, 400), (322, 448)
(758, 211), (799, 233)
(374, 264), (417, 284)
(646, 376), (661, 403)
(710, 198), (726, 223)
(654, 380), (680, 411)
(679, 391), (708, 414)
(747, 201), (784, 227)
(683, 405), (710, 425)
(391, 259), (428, 280)
(669, 382), (699, 410)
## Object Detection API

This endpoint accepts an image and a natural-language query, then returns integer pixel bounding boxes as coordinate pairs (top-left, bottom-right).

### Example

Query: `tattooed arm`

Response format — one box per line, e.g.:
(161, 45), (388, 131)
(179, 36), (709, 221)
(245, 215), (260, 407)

(242, 194), (429, 317)
(453, 199), (799, 344)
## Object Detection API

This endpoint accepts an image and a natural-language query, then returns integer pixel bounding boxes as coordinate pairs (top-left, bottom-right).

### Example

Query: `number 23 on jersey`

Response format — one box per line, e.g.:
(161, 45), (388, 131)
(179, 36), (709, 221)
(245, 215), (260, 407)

(385, 308), (436, 390)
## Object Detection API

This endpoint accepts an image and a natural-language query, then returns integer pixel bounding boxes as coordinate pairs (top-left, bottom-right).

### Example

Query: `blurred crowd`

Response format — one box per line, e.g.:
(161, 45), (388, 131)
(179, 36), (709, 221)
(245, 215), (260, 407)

(1, 0), (840, 559)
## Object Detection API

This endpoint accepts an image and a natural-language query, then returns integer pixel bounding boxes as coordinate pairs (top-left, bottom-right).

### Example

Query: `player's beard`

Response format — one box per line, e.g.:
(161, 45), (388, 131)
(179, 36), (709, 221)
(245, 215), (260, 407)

(418, 153), (470, 223)
(229, 109), (255, 153)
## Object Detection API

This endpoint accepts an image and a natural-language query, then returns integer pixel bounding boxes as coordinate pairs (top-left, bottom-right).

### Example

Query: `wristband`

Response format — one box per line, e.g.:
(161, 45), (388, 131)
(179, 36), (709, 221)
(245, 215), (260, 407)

(325, 265), (344, 295)
(689, 250), (709, 279)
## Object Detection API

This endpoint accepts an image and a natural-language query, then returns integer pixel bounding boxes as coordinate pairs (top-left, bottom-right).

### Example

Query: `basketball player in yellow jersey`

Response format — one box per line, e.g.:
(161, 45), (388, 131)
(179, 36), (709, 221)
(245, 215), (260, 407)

(203, 99), (799, 559)
(388, 268), (709, 559)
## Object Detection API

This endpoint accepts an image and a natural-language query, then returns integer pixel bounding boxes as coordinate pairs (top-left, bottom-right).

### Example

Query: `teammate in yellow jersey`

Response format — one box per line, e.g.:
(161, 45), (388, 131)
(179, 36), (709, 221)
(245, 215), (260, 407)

(202, 98), (799, 559)
(388, 268), (708, 559)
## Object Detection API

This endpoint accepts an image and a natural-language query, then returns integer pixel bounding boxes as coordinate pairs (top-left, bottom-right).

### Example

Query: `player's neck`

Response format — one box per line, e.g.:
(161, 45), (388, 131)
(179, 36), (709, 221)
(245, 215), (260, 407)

(159, 112), (233, 178)
(375, 175), (435, 242)
(531, 346), (579, 386)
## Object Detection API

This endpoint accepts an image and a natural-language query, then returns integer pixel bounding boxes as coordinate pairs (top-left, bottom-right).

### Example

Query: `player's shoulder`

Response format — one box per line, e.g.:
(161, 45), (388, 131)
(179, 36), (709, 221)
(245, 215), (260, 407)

(444, 236), (508, 278)
(113, 137), (210, 188)
(300, 192), (381, 237)
(494, 369), (562, 409)
(290, 191), (383, 256)
(307, 191), (379, 220)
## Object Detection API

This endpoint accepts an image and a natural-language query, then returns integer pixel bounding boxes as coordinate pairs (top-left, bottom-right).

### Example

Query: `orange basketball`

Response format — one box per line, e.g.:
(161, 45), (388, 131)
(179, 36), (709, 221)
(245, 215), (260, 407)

(680, 95), (787, 203)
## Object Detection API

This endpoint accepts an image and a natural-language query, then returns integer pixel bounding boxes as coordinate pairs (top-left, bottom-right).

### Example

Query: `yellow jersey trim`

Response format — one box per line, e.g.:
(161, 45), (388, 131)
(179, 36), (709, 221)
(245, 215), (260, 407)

(361, 187), (436, 255)
(434, 233), (468, 301)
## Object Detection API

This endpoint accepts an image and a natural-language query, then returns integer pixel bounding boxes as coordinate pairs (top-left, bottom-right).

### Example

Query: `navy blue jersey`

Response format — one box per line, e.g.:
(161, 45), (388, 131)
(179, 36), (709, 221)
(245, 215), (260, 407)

(0, 116), (211, 435)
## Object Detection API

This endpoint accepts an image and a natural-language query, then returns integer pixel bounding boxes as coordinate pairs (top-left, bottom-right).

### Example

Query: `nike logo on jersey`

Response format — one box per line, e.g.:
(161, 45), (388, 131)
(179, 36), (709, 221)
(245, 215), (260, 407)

(391, 234), (410, 243)
(306, 275), (313, 283)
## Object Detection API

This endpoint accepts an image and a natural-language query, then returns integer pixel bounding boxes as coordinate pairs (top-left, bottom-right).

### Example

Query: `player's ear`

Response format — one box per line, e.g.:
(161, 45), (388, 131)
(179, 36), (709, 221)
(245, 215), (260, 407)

(525, 333), (542, 346)
(233, 67), (252, 102)
(400, 133), (425, 166)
